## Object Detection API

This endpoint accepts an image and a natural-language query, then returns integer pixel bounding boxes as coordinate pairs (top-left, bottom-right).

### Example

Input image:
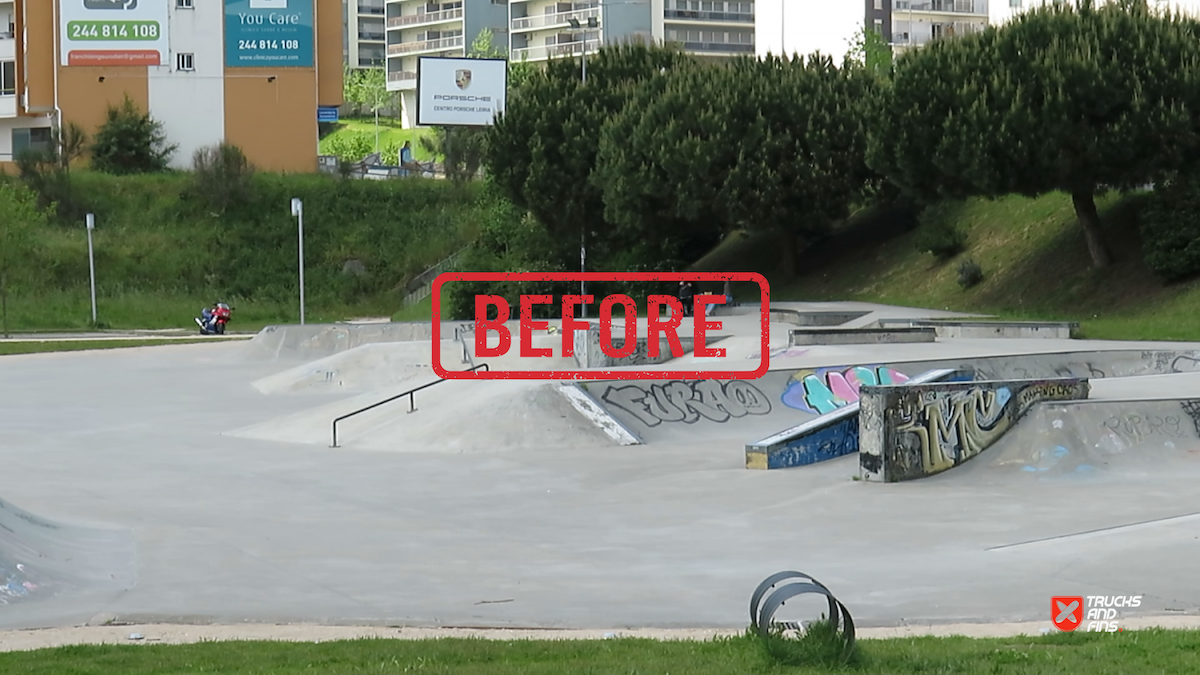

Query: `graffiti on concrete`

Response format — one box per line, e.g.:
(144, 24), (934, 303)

(770, 418), (860, 470)
(782, 365), (910, 414)
(1180, 400), (1200, 436)
(864, 378), (1090, 481)
(601, 380), (771, 427)
(1103, 413), (1186, 441)
(0, 562), (41, 605)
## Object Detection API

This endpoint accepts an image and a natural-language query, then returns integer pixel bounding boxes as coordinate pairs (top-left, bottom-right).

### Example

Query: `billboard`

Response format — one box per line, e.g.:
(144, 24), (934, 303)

(60, 0), (170, 67)
(416, 57), (508, 127)
(224, 0), (314, 68)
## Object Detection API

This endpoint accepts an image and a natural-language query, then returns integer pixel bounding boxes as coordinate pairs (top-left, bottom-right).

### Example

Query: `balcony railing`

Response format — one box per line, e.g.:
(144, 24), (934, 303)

(663, 9), (754, 23)
(387, 34), (465, 55)
(387, 7), (464, 28)
(668, 40), (754, 54)
(895, 0), (984, 14)
(511, 39), (600, 61)
(388, 70), (418, 83)
(511, 6), (599, 31)
(358, 2), (385, 15)
(359, 32), (385, 41)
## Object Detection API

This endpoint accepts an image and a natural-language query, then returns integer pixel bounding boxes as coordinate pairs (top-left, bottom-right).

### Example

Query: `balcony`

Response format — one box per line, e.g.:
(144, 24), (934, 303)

(359, 31), (386, 41)
(387, 7), (464, 29)
(358, 1), (385, 15)
(667, 39), (754, 54)
(511, 7), (599, 32)
(511, 39), (600, 62)
(388, 70), (418, 83)
(663, 9), (753, 24)
(895, 0), (986, 15)
(387, 34), (465, 55)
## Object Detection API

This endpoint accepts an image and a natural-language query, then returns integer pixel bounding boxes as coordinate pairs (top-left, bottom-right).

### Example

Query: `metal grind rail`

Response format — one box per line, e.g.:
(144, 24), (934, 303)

(330, 363), (489, 447)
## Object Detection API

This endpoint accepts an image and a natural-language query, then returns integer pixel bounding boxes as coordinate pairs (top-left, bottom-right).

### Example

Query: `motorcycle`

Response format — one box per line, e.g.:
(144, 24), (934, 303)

(195, 302), (233, 335)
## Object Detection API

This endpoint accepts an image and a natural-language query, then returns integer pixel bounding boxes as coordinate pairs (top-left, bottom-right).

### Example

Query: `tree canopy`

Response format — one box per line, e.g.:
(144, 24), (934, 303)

(867, 0), (1200, 267)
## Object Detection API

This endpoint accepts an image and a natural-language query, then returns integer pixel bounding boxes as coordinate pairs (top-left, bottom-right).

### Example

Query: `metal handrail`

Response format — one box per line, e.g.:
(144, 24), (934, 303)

(330, 363), (489, 447)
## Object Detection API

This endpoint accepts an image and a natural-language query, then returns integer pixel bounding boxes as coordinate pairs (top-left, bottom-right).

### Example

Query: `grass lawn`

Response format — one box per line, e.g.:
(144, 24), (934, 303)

(2, 629), (1199, 674)
(320, 116), (438, 161)
(694, 190), (1200, 342)
(0, 338), (221, 356)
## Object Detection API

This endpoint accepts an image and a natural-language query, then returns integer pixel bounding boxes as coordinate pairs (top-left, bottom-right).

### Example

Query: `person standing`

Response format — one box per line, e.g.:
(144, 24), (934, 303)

(678, 280), (694, 317)
(723, 278), (733, 307)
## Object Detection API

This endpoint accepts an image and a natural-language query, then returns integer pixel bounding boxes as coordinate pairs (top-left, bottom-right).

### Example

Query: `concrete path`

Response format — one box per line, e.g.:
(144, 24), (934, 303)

(2, 316), (1199, 634)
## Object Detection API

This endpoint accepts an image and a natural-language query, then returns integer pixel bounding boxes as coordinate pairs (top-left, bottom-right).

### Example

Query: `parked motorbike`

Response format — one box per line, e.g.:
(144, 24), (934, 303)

(195, 303), (233, 335)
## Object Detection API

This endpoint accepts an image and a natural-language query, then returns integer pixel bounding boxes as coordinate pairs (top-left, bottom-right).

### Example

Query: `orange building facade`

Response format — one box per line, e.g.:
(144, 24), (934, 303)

(3, 0), (342, 173)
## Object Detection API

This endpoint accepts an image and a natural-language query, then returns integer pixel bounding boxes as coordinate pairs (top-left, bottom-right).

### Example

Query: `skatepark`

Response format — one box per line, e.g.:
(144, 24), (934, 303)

(2, 300), (1199, 635)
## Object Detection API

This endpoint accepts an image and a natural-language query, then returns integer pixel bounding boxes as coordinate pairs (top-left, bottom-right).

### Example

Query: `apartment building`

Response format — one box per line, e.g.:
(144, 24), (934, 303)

(508, 0), (754, 66)
(346, 0), (387, 67)
(3, 0), (341, 173)
(884, 0), (988, 53)
(991, 0), (1200, 25)
(384, 0), (508, 127)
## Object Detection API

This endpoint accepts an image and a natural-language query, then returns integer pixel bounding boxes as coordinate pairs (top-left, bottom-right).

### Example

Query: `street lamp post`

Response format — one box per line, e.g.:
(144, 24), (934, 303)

(291, 198), (306, 325)
(86, 213), (97, 325)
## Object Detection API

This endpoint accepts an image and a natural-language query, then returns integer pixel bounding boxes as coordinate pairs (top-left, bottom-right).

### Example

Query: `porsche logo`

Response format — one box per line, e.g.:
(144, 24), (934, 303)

(455, 69), (472, 90)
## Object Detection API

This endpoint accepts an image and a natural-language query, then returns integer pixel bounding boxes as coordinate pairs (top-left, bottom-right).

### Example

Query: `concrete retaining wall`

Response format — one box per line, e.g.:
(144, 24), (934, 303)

(770, 309), (869, 327)
(876, 318), (1078, 339)
(858, 377), (1090, 482)
(745, 368), (970, 470)
(571, 325), (714, 368)
(245, 323), (436, 361)
(788, 327), (936, 346)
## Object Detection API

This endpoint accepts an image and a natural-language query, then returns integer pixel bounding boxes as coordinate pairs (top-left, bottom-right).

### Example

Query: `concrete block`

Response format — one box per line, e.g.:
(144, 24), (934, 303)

(876, 318), (1079, 339)
(770, 309), (870, 327)
(858, 377), (1090, 482)
(788, 327), (937, 346)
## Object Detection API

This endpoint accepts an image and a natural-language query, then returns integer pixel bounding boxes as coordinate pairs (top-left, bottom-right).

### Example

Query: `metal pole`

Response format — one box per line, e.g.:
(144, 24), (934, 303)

(292, 198), (305, 325)
(580, 229), (586, 319)
(374, 107), (380, 153)
(781, 0), (785, 57)
(86, 213), (96, 325)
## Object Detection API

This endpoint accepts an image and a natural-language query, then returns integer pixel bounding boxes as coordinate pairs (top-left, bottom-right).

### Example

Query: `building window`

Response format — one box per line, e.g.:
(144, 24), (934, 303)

(176, 0), (194, 7)
(874, 0), (883, 9)
(176, 53), (195, 71)
(12, 127), (51, 156)
(0, 60), (14, 96)
(874, 19), (883, 32)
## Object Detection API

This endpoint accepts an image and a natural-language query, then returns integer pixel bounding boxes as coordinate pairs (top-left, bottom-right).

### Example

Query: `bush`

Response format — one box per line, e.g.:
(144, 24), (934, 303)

(321, 133), (374, 162)
(91, 95), (177, 175)
(1141, 171), (1200, 282)
(957, 257), (984, 288)
(189, 143), (255, 214)
(914, 212), (966, 261)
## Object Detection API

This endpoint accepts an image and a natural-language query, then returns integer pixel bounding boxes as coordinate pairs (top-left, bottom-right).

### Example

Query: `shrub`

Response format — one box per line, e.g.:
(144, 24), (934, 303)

(14, 122), (89, 220)
(321, 132), (374, 163)
(957, 257), (984, 288)
(914, 213), (966, 261)
(1141, 171), (1200, 282)
(91, 95), (177, 175)
(190, 143), (255, 214)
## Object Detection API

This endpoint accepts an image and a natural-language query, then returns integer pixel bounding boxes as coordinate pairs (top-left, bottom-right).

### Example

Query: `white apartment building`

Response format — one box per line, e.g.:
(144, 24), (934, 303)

(384, 0), (508, 127)
(347, 0), (388, 67)
(991, 0), (1200, 25)
(508, 0), (754, 65)
(0, 0), (53, 164)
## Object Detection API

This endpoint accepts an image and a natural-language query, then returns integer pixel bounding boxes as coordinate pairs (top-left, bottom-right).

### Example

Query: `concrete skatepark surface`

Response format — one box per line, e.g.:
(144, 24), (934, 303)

(2, 301), (1200, 639)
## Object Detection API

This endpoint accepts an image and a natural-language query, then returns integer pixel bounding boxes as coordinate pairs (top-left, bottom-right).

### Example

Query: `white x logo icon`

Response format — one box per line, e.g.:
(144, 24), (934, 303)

(1056, 599), (1080, 624)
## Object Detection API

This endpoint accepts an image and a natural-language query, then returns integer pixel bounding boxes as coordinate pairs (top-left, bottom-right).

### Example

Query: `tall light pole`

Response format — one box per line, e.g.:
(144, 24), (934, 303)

(86, 213), (97, 325)
(291, 198), (306, 325)
(781, 0), (785, 57)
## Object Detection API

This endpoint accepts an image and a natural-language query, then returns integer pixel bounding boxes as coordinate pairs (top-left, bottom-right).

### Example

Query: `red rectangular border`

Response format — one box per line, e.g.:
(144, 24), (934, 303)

(431, 272), (770, 380)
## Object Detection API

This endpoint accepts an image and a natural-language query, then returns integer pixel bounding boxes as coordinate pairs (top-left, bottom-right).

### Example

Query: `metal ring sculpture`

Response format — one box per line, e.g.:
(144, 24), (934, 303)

(750, 571), (856, 662)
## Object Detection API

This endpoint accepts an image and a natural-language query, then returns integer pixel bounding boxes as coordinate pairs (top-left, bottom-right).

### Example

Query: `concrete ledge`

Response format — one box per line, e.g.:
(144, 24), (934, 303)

(858, 377), (1090, 482)
(557, 384), (642, 446)
(746, 368), (971, 470)
(788, 327), (937, 346)
(770, 309), (870, 327)
(876, 318), (1078, 339)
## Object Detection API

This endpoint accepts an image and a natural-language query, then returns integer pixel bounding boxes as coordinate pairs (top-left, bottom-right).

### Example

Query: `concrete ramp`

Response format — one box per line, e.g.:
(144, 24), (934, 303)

(948, 398), (1200, 484)
(227, 378), (615, 453)
(251, 341), (459, 395)
(0, 495), (135, 627)
(241, 323), (437, 362)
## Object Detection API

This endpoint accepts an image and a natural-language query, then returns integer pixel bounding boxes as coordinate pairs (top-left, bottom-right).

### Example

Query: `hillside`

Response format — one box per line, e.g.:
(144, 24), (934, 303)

(694, 190), (1199, 341)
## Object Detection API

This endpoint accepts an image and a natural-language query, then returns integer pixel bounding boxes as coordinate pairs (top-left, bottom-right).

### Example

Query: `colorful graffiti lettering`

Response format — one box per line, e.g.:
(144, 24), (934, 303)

(781, 365), (911, 414)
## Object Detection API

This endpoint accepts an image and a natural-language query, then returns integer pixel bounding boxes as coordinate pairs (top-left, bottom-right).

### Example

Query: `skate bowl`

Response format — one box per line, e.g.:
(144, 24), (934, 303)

(744, 368), (972, 470)
(0, 495), (135, 628)
(858, 377), (1091, 482)
(944, 398), (1200, 485)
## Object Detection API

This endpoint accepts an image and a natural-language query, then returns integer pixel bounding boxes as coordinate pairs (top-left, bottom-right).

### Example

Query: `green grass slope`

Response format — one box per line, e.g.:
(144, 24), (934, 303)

(319, 117), (437, 162)
(695, 190), (1200, 341)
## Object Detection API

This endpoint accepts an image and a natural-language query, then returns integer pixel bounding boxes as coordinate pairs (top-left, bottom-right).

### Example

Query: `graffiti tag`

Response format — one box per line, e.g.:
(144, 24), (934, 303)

(782, 365), (910, 414)
(601, 380), (771, 427)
